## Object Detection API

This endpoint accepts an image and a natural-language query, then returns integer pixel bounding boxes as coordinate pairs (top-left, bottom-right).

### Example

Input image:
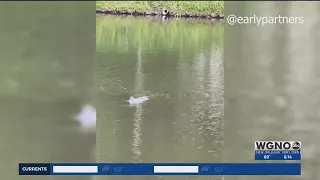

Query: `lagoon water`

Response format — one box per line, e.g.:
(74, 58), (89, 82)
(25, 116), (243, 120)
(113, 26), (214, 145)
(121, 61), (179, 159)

(96, 16), (224, 180)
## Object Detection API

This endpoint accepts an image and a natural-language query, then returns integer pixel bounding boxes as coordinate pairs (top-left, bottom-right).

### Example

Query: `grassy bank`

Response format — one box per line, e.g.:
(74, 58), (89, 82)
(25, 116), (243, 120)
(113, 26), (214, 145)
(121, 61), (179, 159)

(96, 1), (224, 18)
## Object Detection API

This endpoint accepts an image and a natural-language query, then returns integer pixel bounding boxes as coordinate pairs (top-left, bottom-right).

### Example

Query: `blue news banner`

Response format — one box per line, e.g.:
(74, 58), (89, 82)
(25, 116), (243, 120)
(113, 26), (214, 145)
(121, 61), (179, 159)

(255, 150), (301, 161)
(19, 163), (301, 176)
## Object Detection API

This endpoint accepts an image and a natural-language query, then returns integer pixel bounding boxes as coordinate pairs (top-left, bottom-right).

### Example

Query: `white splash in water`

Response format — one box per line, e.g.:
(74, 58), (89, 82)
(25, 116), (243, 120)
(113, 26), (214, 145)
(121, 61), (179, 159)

(127, 96), (149, 105)
(75, 104), (96, 129)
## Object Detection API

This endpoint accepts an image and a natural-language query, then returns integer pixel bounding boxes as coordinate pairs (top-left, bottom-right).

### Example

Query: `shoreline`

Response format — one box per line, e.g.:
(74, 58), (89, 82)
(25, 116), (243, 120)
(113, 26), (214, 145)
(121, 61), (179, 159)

(96, 10), (224, 20)
(96, 1), (224, 20)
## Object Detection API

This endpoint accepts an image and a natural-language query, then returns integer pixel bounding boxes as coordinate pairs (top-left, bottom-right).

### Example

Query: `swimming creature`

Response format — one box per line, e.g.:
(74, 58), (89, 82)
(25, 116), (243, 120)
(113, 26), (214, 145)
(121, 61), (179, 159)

(127, 96), (149, 105)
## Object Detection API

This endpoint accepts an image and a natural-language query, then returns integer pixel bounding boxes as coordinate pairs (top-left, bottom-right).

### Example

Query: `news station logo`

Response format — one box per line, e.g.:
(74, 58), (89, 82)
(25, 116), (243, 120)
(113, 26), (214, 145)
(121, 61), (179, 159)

(255, 141), (301, 153)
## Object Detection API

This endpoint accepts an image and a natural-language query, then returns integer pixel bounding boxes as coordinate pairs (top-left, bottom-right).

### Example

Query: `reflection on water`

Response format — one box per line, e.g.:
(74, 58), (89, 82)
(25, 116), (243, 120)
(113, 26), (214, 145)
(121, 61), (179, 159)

(132, 45), (143, 162)
(0, 2), (95, 180)
(96, 16), (223, 180)
(225, 1), (320, 180)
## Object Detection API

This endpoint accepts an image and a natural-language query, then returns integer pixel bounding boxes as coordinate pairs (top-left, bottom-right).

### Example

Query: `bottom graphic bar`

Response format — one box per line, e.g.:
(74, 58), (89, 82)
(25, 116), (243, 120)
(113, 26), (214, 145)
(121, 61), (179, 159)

(19, 163), (301, 176)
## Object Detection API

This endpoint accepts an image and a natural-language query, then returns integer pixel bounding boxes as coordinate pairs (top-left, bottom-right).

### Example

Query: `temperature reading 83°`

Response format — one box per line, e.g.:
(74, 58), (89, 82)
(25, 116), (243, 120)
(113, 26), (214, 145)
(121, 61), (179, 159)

(264, 155), (271, 159)
(284, 155), (292, 160)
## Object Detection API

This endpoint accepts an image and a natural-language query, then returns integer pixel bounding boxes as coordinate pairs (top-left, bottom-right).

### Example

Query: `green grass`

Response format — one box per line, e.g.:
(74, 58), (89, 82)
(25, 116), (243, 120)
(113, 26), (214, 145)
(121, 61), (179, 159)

(96, 1), (224, 16)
